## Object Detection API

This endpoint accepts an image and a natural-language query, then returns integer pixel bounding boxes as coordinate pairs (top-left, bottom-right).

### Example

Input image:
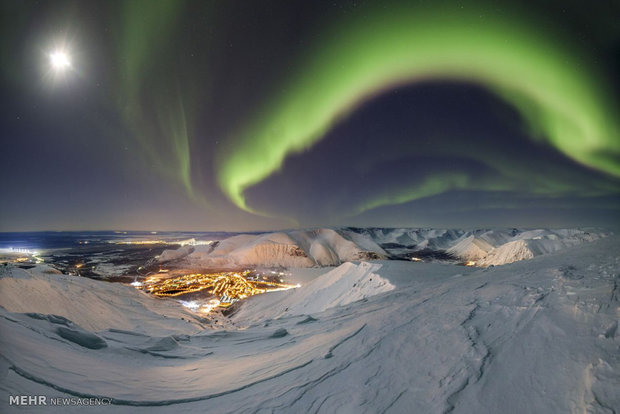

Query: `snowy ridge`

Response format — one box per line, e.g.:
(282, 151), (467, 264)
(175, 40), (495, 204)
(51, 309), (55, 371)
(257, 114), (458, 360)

(474, 229), (605, 266)
(155, 227), (606, 270)
(231, 261), (394, 324)
(0, 236), (618, 413)
(352, 227), (607, 266)
(446, 235), (495, 261)
(162, 228), (387, 268)
(348, 227), (467, 250)
(0, 266), (212, 335)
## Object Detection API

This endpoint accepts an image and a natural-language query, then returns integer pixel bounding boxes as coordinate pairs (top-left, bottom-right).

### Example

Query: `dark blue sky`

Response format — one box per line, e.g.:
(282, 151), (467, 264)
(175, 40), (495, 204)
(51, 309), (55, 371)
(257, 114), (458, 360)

(1, 0), (619, 231)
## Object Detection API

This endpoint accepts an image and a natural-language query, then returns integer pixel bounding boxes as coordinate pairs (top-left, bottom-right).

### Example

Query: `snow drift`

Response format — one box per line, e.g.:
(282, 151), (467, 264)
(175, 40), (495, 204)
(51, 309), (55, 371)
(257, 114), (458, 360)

(231, 261), (394, 324)
(0, 266), (212, 335)
(0, 235), (618, 413)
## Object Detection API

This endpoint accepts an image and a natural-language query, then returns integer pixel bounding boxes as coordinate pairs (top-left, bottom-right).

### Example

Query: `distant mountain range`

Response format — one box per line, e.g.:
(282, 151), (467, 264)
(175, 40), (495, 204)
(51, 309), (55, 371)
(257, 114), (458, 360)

(156, 227), (608, 268)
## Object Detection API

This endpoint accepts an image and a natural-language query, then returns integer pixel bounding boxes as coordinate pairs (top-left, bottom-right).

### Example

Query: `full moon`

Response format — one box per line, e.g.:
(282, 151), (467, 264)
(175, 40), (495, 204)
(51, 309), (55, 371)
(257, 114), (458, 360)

(49, 50), (71, 71)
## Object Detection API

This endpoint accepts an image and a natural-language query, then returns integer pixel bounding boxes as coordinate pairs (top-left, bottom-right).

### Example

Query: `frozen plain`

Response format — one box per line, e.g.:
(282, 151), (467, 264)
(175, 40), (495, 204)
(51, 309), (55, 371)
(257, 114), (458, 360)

(0, 234), (618, 413)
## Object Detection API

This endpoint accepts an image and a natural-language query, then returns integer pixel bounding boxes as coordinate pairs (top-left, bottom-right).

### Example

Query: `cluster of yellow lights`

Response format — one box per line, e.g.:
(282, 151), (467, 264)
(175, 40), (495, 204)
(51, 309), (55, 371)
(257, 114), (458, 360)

(136, 270), (298, 307)
(465, 261), (477, 267)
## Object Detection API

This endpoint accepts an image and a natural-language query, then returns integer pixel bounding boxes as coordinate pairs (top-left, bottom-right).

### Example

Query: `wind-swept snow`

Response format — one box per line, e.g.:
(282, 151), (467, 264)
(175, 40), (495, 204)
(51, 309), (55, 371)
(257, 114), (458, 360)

(1, 234), (619, 413)
(0, 266), (210, 335)
(231, 261), (394, 324)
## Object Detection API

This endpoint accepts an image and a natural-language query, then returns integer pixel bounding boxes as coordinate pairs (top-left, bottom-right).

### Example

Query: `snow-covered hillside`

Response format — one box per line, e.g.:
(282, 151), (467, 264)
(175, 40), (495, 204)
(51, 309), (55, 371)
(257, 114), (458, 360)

(0, 235), (618, 413)
(159, 228), (387, 269)
(231, 261), (395, 324)
(349, 227), (467, 250)
(352, 227), (606, 267)
(446, 235), (495, 261)
(0, 266), (216, 335)
(154, 227), (606, 270)
(467, 229), (603, 266)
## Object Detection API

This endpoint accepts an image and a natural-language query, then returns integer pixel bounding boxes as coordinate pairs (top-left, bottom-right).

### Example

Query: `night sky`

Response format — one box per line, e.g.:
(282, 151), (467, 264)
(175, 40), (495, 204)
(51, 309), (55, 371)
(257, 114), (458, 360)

(1, 0), (619, 231)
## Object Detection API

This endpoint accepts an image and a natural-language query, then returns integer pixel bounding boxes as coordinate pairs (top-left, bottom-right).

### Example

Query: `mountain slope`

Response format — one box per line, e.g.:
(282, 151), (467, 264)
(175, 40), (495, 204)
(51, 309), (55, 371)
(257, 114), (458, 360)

(167, 228), (387, 268)
(0, 235), (618, 413)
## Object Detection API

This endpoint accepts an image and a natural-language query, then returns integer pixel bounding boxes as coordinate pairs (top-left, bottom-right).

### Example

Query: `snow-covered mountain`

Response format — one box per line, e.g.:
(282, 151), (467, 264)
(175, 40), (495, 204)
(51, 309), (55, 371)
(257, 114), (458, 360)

(231, 261), (395, 324)
(462, 229), (604, 266)
(349, 227), (606, 266)
(158, 228), (387, 269)
(347, 227), (467, 250)
(0, 266), (211, 335)
(446, 235), (495, 261)
(157, 227), (607, 269)
(476, 231), (602, 267)
(1, 235), (618, 413)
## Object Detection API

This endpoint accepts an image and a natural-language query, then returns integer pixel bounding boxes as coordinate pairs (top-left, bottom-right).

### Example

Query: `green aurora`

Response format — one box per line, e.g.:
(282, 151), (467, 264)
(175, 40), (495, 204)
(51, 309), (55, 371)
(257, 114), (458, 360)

(115, 0), (197, 199)
(1, 0), (619, 230)
(215, 3), (620, 216)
